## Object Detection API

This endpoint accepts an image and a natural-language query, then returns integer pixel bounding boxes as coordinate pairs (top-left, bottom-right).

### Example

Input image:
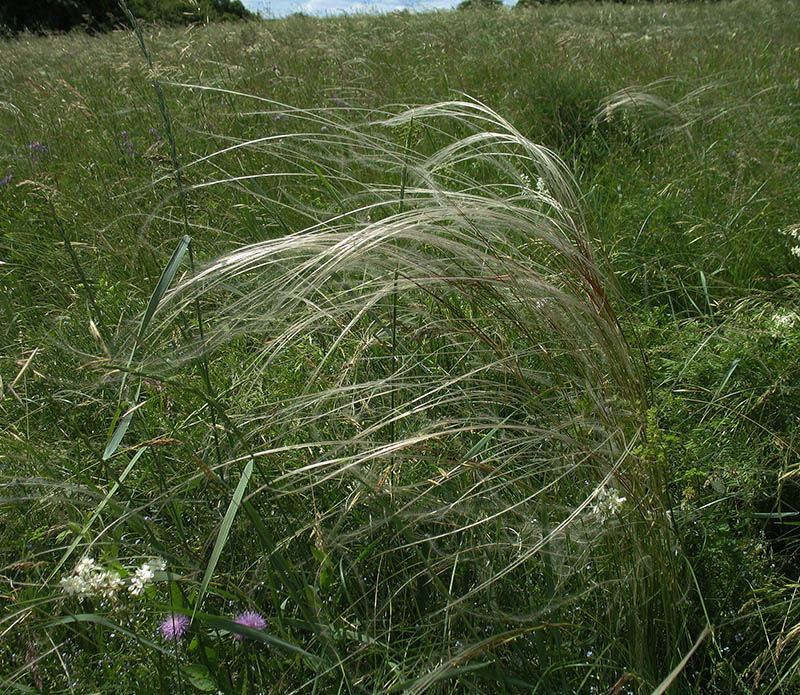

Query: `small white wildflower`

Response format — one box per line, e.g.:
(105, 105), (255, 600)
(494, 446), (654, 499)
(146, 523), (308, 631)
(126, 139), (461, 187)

(61, 557), (124, 601)
(590, 486), (627, 523)
(100, 571), (122, 599)
(536, 176), (547, 194)
(63, 555), (164, 600)
(61, 557), (97, 599)
(128, 576), (146, 596)
(781, 225), (800, 258)
(772, 312), (796, 328)
(60, 574), (89, 598)
(783, 224), (800, 240)
(128, 558), (165, 596)
(87, 569), (122, 600)
(75, 557), (96, 577)
(136, 564), (155, 584)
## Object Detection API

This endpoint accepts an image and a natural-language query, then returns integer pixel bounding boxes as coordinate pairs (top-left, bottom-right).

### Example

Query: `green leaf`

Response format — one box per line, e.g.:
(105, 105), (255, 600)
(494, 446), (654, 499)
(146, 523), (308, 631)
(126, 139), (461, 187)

(181, 664), (217, 692)
(102, 405), (137, 462)
(171, 580), (185, 608)
(103, 234), (191, 460)
(193, 459), (253, 621)
(196, 612), (321, 665)
(47, 614), (173, 656)
(45, 446), (147, 585)
(138, 235), (192, 343)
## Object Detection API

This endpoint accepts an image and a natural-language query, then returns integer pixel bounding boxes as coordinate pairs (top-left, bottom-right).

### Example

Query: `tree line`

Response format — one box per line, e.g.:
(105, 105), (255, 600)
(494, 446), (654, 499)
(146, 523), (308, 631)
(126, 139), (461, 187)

(1, 0), (254, 35)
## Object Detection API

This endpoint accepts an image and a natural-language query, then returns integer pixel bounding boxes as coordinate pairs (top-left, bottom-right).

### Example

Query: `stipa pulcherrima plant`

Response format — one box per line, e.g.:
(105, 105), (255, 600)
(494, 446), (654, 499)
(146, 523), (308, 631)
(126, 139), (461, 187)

(107, 96), (697, 693)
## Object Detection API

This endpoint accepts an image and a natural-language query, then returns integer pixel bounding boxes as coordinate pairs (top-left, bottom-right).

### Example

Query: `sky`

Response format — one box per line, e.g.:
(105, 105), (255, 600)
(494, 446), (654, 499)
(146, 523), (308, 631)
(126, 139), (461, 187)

(241, 0), (506, 19)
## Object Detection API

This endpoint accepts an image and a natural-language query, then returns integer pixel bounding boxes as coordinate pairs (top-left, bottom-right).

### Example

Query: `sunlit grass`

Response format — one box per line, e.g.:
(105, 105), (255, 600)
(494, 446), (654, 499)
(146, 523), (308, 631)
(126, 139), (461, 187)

(1, 1), (799, 692)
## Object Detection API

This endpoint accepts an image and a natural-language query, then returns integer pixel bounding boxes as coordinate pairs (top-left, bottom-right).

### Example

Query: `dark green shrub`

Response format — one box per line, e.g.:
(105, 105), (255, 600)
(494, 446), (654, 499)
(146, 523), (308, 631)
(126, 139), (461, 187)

(458, 0), (503, 9)
(0, 0), (254, 35)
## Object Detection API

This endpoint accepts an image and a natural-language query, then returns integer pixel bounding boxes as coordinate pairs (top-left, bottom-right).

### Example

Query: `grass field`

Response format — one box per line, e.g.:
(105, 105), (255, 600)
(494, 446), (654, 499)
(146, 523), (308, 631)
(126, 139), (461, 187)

(1, 1), (800, 693)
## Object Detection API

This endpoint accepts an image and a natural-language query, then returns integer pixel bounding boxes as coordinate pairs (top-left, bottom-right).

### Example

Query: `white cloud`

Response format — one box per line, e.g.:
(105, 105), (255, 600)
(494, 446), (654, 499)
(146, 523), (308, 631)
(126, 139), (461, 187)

(243, 0), (464, 18)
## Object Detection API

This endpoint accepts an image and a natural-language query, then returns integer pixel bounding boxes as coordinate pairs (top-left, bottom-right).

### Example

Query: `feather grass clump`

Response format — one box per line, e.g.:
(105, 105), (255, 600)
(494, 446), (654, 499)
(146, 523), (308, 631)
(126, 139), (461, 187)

(134, 97), (689, 692)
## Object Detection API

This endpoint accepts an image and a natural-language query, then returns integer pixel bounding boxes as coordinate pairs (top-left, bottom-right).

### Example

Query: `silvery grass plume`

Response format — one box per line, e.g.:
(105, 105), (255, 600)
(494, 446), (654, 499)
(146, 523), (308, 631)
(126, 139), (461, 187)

(594, 75), (798, 144)
(593, 77), (728, 141)
(121, 97), (688, 692)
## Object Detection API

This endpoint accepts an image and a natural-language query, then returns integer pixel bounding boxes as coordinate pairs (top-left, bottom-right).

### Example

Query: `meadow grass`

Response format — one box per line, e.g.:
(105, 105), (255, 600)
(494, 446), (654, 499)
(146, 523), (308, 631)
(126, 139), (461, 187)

(1, 1), (800, 693)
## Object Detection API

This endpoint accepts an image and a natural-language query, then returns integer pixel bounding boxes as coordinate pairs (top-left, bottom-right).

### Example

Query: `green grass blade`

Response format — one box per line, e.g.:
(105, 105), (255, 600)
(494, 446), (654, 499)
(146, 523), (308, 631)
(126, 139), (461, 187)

(649, 624), (711, 695)
(103, 234), (191, 460)
(195, 611), (321, 665)
(313, 164), (345, 212)
(137, 234), (191, 344)
(464, 415), (512, 460)
(47, 613), (173, 656)
(45, 446), (148, 584)
(713, 357), (741, 400)
(193, 458), (253, 622)
(388, 661), (492, 692)
(102, 396), (142, 461)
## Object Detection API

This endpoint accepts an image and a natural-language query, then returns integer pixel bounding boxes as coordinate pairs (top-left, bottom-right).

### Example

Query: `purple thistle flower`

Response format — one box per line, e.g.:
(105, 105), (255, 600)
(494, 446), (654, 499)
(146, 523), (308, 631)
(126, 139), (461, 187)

(159, 613), (190, 641)
(233, 610), (266, 640)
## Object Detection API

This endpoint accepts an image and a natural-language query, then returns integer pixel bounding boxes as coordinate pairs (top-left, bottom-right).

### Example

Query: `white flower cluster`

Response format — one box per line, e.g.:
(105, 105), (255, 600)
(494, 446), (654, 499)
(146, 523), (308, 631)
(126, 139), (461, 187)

(60, 556), (165, 601)
(771, 311), (798, 334)
(60, 557), (121, 600)
(783, 224), (800, 257)
(590, 486), (627, 523)
(128, 558), (166, 596)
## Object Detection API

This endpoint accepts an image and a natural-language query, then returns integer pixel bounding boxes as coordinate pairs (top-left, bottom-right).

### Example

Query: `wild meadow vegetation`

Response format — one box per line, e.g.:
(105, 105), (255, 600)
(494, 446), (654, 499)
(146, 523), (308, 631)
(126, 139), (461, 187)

(1, 1), (799, 692)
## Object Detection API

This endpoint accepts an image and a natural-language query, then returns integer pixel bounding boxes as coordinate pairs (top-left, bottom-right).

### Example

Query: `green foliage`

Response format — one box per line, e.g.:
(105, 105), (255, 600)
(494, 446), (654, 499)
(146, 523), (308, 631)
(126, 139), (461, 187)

(458, 0), (502, 10)
(0, 0), (254, 34)
(128, 0), (255, 25)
